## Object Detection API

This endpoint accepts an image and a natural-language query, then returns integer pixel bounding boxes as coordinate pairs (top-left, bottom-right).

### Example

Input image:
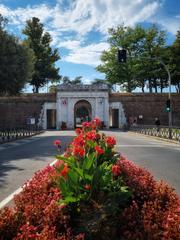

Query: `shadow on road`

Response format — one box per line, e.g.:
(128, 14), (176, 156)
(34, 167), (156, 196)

(0, 134), (74, 187)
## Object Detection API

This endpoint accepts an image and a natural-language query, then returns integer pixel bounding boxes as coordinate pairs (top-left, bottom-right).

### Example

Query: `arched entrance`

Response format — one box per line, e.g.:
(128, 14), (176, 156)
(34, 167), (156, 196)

(74, 100), (92, 128)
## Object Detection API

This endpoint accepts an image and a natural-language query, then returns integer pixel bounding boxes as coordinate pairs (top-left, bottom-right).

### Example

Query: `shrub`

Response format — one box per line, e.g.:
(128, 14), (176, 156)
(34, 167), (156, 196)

(0, 118), (179, 239)
(117, 157), (180, 240)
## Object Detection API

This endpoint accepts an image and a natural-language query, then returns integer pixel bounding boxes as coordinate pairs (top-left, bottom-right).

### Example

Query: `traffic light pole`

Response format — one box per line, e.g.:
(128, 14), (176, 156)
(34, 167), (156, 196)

(135, 57), (172, 139)
(159, 60), (172, 139)
(118, 51), (172, 139)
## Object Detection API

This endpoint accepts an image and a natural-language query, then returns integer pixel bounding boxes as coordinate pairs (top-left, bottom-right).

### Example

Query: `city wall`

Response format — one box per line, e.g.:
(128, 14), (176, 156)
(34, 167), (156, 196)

(0, 92), (179, 129)
(109, 93), (180, 126)
(0, 94), (56, 129)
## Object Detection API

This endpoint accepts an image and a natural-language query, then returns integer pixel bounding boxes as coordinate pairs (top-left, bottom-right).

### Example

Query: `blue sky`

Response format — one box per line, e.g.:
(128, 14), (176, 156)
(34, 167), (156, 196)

(0, 0), (179, 92)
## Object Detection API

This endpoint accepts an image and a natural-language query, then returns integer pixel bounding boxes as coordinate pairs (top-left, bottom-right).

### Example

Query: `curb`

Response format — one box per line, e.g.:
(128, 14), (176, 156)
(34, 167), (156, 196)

(0, 159), (57, 209)
(128, 131), (180, 145)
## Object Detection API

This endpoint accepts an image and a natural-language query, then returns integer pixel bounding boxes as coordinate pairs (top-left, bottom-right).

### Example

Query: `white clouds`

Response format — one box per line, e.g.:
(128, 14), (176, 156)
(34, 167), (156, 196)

(157, 17), (180, 35)
(63, 42), (110, 66)
(0, 0), (163, 35)
(58, 40), (82, 50)
(0, 3), (53, 26)
(0, 0), (179, 66)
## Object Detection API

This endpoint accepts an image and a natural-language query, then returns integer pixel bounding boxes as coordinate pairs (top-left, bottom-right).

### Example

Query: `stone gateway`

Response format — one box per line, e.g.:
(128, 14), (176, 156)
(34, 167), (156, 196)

(41, 84), (126, 129)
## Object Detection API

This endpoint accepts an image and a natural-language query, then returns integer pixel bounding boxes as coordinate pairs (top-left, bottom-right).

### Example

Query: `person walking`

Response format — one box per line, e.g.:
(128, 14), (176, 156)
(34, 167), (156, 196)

(155, 117), (161, 132)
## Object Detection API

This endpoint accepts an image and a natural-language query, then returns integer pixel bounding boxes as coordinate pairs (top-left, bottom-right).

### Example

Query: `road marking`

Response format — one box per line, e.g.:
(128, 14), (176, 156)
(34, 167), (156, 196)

(0, 187), (23, 209)
(116, 144), (164, 147)
(50, 159), (57, 166)
(116, 144), (180, 151)
(0, 159), (58, 209)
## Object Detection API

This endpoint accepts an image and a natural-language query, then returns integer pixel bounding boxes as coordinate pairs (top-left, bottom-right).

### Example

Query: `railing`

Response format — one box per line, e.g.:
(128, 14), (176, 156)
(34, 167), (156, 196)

(0, 126), (43, 144)
(130, 125), (180, 142)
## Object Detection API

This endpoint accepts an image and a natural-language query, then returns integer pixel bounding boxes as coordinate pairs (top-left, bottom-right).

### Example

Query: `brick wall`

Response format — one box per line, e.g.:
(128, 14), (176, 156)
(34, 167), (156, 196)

(0, 93), (180, 129)
(0, 93), (56, 129)
(109, 93), (180, 126)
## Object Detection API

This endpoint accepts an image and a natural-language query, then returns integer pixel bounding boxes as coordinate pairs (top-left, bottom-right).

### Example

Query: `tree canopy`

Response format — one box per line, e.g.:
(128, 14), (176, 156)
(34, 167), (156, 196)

(97, 24), (179, 93)
(0, 14), (34, 95)
(23, 17), (61, 93)
(170, 31), (180, 92)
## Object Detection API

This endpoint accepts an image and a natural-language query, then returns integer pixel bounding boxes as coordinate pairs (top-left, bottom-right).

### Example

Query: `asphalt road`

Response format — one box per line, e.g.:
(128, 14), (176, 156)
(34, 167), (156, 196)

(104, 130), (180, 195)
(0, 131), (74, 203)
(0, 130), (179, 205)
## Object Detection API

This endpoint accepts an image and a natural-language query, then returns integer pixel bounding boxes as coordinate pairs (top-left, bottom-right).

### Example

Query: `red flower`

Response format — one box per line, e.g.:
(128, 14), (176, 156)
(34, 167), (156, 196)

(73, 146), (85, 158)
(53, 140), (61, 147)
(106, 136), (116, 147)
(86, 130), (97, 141)
(92, 117), (102, 127)
(82, 122), (91, 128)
(72, 135), (85, 147)
(75, 128), (82, 135)
(84, 184), (91, 190)
(95, 145), (104, 155)
(112, 164), (121, 176)
(61, 163), (69, 177)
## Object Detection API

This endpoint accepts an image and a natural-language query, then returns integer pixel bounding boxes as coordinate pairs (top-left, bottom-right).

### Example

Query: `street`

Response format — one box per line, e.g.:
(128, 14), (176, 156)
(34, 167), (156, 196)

(0, 130), (179, 206)
(106, 130), (180, 194)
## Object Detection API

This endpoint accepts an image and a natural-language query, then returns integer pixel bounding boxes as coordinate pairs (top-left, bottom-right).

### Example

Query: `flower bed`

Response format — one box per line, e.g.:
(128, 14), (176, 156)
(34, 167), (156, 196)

(0, 119), (179, 240)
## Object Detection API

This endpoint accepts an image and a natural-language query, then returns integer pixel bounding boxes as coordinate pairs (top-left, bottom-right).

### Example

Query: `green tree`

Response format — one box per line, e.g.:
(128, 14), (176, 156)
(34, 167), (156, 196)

(23, 17), (60, 93)
(97, 25), (145, 92)
(137, 25), (167, 93)
(70, 76), (83, 85)
(62, 76), (83, 85)
(92, 78), (113, 90)
(97, 24), (168, 93)
(170, 31), (180, 92)
(0, 14), (34, 95)
(62, 76), (71, 84)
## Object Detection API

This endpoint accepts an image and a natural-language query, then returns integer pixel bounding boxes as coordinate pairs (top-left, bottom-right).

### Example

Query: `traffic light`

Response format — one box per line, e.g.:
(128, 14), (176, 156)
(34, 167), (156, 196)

(166, 99), (171, 112)
(118, 49), (126, 63)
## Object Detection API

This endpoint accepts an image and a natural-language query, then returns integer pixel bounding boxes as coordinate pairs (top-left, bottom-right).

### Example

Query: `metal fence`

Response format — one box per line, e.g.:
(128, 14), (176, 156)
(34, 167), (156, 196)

(130, 125), (180, 142)
(0, 126), (43, 144)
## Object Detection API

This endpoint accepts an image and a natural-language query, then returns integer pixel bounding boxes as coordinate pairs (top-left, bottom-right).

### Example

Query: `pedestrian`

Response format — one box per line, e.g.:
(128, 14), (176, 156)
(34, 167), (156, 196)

(155, 117), (160, 132)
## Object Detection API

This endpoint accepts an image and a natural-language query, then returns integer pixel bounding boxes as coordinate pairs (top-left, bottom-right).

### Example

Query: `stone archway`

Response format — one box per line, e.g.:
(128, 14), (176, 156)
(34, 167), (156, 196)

(74, 100), (92, 128)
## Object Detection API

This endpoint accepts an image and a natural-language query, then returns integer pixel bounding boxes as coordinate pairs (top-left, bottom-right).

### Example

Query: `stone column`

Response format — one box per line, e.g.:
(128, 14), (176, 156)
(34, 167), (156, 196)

(104, 98), (109, 128)
(67, 98), (74, 129)
(56, 96), (61, 130)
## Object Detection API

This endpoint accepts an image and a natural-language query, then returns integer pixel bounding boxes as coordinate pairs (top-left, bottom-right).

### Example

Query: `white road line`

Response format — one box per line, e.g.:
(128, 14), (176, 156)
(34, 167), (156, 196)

(50, 159), (57, 166)
(116, 144), (180, 151)
(0, 187), (23, 209)
(116, 144), (164, 147)
(0, 159), (58, 209)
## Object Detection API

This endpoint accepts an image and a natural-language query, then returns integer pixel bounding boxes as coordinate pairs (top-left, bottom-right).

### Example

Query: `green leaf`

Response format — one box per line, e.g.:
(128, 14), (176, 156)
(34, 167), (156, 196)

(84, 173), (93, 181)
(120, 186), (129, 192)
(64, 196), (80, 204)
(82, 154), (95, 170)
(58, 178), (67, 196)
(74, 167), (84, 178)
(68, 169), (79, 184)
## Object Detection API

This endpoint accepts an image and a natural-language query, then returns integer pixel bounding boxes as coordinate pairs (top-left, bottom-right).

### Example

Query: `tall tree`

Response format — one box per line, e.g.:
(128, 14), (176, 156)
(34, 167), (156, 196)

(62, 76), (83, 85)
(70, 76), (83, 85)
(23, 17), (60, 93)
(97, 25), (145, 92)
(138, 25), (167, 93)
(170, 31), (180, 92)
(0, 14), (34, 95)
(97, 24), (168, 93)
